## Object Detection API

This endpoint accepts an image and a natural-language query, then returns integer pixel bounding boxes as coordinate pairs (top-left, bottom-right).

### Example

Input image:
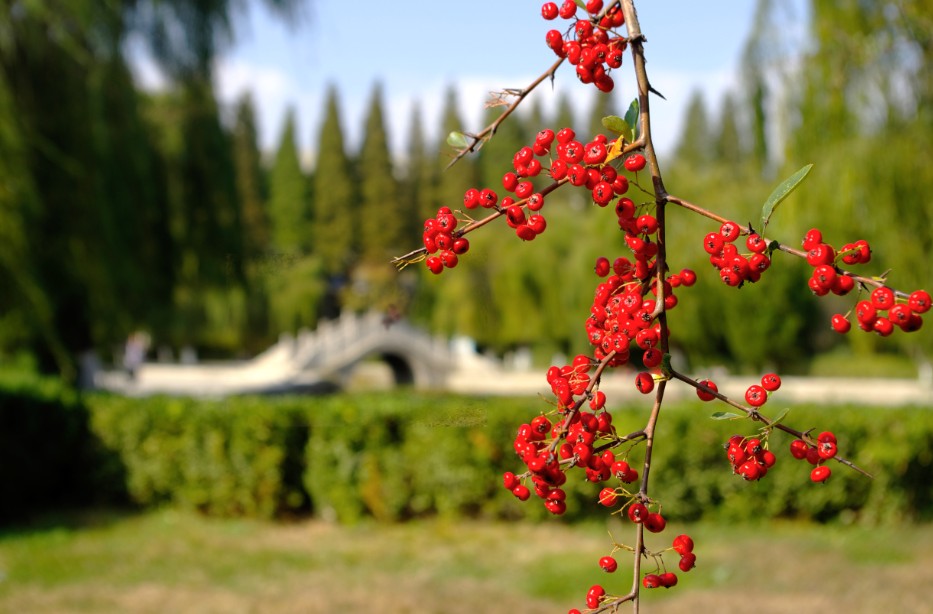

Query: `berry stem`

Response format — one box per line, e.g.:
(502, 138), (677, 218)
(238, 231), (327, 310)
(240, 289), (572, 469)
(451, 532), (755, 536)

(668, 368), (873, 478)
(445, 56), (566, 169)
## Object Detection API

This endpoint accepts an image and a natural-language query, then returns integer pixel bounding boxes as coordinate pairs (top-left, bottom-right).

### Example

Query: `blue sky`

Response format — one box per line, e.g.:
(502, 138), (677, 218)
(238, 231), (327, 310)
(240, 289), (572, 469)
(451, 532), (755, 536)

(135, 1), (808, 161)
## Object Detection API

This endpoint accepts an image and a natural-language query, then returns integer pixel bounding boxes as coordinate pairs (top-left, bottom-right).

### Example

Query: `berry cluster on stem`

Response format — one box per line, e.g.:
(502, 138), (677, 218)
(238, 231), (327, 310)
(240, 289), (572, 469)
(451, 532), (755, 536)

(393, 1), (926, 610)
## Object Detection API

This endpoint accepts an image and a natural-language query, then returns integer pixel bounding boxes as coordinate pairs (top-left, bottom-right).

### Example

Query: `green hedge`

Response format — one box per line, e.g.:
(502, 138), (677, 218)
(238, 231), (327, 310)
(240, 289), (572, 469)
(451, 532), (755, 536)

(89, 395), (310, 518)
(3, 378), (932, 525)
(0, 372), (116, 523)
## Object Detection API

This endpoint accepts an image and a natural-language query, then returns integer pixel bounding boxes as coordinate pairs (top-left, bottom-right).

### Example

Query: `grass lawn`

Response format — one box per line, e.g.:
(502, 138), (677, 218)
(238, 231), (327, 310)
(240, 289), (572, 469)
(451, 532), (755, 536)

(1, 509), (932, 613)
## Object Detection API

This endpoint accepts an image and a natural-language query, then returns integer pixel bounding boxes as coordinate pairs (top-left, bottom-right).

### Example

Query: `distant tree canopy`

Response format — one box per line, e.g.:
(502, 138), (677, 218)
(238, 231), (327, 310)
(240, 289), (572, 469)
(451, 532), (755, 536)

(0, 0), (928, 380)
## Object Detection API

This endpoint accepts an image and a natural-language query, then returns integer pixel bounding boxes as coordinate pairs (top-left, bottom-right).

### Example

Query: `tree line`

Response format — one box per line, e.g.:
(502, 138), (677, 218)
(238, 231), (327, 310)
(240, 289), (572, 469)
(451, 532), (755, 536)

(1, 0), (929, 381)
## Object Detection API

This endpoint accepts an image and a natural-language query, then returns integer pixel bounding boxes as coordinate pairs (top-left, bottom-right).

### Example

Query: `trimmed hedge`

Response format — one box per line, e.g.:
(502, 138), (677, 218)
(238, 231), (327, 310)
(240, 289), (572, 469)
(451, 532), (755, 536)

(89, 395), (310, 518)
(3, 377), (932, 525)
(0, 372), (117, 523)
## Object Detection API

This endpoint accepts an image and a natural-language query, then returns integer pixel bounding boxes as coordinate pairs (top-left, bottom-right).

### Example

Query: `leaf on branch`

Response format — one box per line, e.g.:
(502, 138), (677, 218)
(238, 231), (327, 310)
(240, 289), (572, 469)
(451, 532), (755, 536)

(573, 0), (587, 9)
(769, 408), (791, 427)
(606, 135), (627, 163)
(711, 411), (744, 421)
(760, 163), (813, 231)
(602, 115), (631, 136)
(624, 98), (641, 142)
(660, 353), (673, 378)
(446, 131), (470, 150)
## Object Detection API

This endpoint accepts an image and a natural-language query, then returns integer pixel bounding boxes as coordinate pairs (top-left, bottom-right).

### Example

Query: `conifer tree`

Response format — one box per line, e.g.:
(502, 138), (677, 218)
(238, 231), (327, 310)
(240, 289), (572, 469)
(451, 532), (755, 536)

(477, 104), (527, 189)
(358, 83), (403, 261)
(587, 89), (618, 139)
(714, 93), (744, 168)
(433, 86), (476, 210)
(402, 102), (431, 241)
(673, 90), (711, 168)
(312, 85), (357, 278)
(268, 108), (308, 254)
(552, 90), (576, 133)
(233, 93), (269, 260)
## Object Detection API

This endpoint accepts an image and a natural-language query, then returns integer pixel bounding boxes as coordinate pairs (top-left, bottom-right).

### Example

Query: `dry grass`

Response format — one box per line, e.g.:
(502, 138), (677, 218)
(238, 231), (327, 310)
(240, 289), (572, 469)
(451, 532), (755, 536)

(1, 510), (932, 613)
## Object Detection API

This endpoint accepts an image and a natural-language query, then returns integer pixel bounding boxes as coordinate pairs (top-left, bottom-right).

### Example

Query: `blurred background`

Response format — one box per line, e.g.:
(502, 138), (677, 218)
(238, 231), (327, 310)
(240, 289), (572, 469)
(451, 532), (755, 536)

(1, 0), (930, 380)
(1, 0), (932, 612)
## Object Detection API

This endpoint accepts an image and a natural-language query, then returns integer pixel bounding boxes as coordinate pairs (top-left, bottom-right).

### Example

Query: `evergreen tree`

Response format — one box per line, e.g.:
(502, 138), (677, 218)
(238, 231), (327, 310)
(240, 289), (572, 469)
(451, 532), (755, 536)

(740, 0), (777, 171)
(358, 83), (403, 261)
(433, 86), (476, 211)
(312, 85), (357, 312)
(312, 85), (356, 272)
(232, 92), (269, 261)
(587, 89), (618, 139)
(477, 104), (527, 190)
(402, 102), (431, 240)
(268, 108), (308, 254)
(672, 90), (711, 168)
(714, 93), (744, 168)
(552, 91), (576, 134)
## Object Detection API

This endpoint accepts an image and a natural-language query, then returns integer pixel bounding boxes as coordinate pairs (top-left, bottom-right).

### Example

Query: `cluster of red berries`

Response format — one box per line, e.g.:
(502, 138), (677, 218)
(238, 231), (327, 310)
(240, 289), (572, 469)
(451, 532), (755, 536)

(541, 1), (627, 93)
(572, 531), (692, 610)
(789, 431), (838, 483)
(640, 533), (698, 589)
(505, 354), (649, 515)
(703, 220), (771, 287)
(832, 285), (929, 336)
(800, 228), (929, 335)
(422, 206), (470, 274)
(804, 228), (864, 297)
(725, 434), (777, 482)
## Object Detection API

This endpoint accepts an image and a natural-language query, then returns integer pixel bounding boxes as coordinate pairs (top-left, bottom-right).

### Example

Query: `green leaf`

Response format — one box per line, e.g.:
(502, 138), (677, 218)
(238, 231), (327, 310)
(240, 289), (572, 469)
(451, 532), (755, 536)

(601, 115), (631, 137)
(769, 408), (790, 427)
(624, 98), (640, 142)
(711, 411), (744, 420)
(446, 131), (469, 149)
(760, 163), (813, 230)
(574, 0), (587, 9)
(660, 353), (673, 378)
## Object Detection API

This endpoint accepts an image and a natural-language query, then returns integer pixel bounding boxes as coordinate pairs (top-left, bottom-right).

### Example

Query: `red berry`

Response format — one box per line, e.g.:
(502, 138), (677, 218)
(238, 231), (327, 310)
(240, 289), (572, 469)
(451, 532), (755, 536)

(831, 313), (851, 333)
(802, 228), (823, 250)
(599, 556), (618, 573)
(909, 290), (931, 314)
(789, 439), (809, 460)
(624, 153), (647, 172)
(719, 220), (741, 243)
(744, 384), (768, 407)
(737, 460), (761, 481)
(642, 574), (662, 589)
(634, 371), (655, 394)
(627, 502), (648, 523)
(586, 584), (605, 609)
(426, 256), (443, 274)
(818, 440), (838, 460)
(644, 512), (666, 533)
(599, 487), (618, 507)
(810, 465), (831, 483)
(672, 534), (694, 555)
(659, 572), (678, 588)
(512, 484), (531, 500)
(760, 373), (781, 391)
(746, 233), (767, 253)
(871, 286), (896, 311)
(679, 552), (697, 572)
(541, 2), (559, 20)
(696, 379), (718, 401)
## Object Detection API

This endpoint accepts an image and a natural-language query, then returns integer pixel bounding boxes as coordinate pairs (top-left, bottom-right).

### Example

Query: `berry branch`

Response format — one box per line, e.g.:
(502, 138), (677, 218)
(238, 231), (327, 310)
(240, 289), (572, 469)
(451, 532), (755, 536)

(446, 56), (566, 169)
(394, 0), (928, 610)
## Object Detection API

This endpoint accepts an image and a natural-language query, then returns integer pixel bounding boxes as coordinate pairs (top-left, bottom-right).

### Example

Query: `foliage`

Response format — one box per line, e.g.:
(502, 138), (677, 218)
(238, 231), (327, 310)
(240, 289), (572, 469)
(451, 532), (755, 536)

(5, 378), (931, 526)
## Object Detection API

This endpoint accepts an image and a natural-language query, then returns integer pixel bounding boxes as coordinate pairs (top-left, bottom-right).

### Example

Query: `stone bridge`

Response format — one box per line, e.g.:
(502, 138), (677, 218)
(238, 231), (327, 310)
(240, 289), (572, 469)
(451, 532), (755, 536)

(99, 312), (460, 396)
